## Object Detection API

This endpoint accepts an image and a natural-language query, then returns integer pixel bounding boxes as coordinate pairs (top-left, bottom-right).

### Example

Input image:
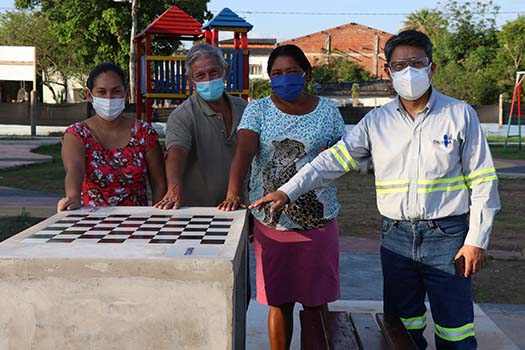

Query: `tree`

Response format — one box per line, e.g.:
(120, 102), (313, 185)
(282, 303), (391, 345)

(486, 16), (525, 99)
(0, 10), (80, 102)
(401, 8), (446, 38)
(437, 0), (499, 65)
(14, 0), (212, 79)
(311, 56), (371, 84)
(250, 78), (271, 99)
(419, 1), (502, 105)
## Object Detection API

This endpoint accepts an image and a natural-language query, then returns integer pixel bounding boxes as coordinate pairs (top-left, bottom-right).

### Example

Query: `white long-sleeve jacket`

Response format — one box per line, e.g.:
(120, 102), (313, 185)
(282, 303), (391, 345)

(280, 88), (500, 249)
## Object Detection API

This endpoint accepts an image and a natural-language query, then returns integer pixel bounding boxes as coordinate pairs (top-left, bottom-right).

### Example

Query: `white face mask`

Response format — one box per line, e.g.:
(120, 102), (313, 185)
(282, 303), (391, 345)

(390, 65), (432, 101)
(91, 95), (125, 121)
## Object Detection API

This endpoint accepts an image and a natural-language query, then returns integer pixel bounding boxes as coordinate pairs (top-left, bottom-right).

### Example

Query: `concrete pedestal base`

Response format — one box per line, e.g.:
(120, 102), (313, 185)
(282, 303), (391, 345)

(0, 207), (248, 350)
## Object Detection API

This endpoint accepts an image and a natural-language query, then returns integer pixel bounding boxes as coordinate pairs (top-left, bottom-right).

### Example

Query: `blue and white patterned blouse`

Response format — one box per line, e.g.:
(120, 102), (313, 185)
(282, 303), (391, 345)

(239, 96), (346, 230)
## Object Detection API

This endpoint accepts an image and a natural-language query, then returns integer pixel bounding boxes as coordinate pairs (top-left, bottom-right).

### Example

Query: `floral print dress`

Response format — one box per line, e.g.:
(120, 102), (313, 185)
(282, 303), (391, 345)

(64, 120), (159, 207)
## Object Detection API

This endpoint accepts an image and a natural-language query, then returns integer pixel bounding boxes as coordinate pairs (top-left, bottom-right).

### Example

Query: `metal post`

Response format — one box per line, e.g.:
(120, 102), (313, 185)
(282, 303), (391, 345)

(30, 46), (37, 136)
(30, 90), (37, 136)
(498, 94), (503, 128)
(128, 0), (138, 104)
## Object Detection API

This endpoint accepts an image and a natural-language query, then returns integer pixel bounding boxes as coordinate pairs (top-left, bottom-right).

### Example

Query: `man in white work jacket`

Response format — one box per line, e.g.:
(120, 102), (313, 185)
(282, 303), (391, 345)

(250, 30), (500, 350)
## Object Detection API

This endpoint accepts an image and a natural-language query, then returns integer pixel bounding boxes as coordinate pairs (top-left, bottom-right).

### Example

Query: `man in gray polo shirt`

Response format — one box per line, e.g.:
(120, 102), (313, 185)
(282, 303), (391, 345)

(155, 43), (248, 209)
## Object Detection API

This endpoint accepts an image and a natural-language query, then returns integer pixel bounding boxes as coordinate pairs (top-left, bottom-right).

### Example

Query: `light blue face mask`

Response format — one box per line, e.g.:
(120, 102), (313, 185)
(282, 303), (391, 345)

(195, 77), (225, 101)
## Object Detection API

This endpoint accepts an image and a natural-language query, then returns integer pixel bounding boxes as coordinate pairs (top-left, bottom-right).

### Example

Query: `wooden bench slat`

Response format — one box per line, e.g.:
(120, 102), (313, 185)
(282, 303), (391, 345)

(300, 310), (419, 350)
(350, 312), (390, 350)
(375, 313), (419, 350)
(327, 312), (360, 349)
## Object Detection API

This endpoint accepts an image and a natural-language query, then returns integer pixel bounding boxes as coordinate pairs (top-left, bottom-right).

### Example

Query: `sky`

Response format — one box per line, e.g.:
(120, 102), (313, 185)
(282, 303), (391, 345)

(207, 0), (525, 41)
(1, 0), (525, 42)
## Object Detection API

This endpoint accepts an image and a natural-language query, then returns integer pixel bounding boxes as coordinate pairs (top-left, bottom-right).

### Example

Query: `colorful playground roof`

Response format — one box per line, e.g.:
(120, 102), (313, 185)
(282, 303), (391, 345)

(202, 8), (253, 31)
(136, 5), (203, 40)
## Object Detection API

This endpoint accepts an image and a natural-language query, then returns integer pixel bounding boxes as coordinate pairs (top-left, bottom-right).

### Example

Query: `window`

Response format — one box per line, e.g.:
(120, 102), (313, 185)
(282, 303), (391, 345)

(249, 64), (262, 75)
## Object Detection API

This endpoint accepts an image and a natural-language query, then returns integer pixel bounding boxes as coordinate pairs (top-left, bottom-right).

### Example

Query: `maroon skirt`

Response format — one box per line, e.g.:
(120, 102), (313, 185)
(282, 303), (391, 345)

(254, 219), (340, 307)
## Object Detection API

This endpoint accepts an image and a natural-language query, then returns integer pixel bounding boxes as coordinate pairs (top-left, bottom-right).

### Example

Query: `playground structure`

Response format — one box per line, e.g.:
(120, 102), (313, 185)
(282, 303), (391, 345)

(134, 6), (252, 122)
(504, 71), (524, 151)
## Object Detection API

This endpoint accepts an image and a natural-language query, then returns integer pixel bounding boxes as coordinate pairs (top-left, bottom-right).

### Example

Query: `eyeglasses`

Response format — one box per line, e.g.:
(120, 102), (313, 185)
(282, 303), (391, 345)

(388, 56), (431, 72)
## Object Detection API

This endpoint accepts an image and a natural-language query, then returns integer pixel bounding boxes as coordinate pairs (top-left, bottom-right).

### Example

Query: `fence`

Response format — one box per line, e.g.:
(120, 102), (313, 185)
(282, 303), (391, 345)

(0, 101), (520, 127)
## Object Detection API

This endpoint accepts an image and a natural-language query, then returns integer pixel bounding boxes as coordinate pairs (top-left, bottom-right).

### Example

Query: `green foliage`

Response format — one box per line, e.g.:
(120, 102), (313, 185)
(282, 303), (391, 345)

(249, 78), (271, 99)
(12, 0), (211, 79)
(351, 83), (360, 106)
(485, 16), (525, 98)
(0, 10), (80, 102)
(18, 208), (32, 226)
(399, 1), (525, 105)
(402, 8), (446, 38)
(400, 1), (508, 105)
(436, 0), (499, 64)
(311, 56), (371, 84)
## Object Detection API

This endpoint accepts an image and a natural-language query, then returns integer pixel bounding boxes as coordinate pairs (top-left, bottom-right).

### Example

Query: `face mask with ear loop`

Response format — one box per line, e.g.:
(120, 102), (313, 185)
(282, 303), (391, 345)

(270, 73), (306, 102)
(389, 65), (432, 100)
(91, 95), (126, 121)
(195, 77), (225, 101)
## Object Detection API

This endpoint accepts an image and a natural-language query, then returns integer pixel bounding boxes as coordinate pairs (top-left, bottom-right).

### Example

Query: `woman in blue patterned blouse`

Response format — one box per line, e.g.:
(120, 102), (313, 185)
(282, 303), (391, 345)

(218, 44), (345, 349)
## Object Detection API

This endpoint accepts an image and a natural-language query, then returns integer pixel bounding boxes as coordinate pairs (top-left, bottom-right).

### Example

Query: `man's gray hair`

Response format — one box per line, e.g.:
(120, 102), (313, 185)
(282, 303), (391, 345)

(185, 43), (227, 78)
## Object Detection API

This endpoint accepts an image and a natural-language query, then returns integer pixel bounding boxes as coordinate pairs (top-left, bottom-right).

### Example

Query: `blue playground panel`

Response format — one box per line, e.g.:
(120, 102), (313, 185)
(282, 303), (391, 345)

(145, 48), (245, 97)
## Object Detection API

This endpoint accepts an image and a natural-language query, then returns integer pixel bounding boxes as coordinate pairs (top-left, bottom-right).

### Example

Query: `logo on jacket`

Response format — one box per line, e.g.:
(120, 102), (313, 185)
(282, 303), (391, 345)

(433, 134), (454, 148)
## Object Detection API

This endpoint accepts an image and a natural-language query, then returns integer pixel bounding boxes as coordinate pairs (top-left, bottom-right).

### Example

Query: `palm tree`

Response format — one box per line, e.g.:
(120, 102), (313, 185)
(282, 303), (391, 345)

(402, 8), (446, 37)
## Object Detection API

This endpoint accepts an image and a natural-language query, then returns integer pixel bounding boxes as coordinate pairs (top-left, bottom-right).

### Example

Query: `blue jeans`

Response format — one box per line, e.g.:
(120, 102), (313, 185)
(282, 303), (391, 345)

(380, 215), (477, 350)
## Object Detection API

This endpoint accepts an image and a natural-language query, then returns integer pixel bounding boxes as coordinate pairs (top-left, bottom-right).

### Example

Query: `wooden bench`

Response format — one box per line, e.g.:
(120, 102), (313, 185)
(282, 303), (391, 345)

(300, 310), (419, 350)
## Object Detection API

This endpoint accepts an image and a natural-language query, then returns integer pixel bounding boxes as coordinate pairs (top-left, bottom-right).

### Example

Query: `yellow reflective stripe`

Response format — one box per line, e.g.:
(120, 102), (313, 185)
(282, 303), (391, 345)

(329, 147), (350, 172)
(376, 178), (409, 195)
(400, 313), (427, 330)
(467, 175), (498, 186)
(376, 187), (409, 194)
(466, 167), (496, 179)
(376, 179), (410, 186)
(418, 176), (465, 185)
(417, 184), (468, 193)
(435, 323), (475, 342)
(337, 145), (358, 169)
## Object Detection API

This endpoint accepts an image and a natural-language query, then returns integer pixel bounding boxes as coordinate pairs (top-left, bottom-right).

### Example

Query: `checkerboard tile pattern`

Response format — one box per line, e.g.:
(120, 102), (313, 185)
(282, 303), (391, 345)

(22, 214), (233, 244)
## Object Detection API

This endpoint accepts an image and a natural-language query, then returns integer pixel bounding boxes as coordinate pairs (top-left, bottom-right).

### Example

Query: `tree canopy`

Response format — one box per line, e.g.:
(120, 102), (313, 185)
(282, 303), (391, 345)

(0, 10), (80, 102)
(311, 56), (372, 84)
(403, 0), (525, 105)
(10, 0), (211, 84)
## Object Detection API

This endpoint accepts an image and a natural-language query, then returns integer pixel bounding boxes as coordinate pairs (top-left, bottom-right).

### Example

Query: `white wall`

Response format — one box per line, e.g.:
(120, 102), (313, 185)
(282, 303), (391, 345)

(42, 75), (85, 104)
(249, 55), (270, 80)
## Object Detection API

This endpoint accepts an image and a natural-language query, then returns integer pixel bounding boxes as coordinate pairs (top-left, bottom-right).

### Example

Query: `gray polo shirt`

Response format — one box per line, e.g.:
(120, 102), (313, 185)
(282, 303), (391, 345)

(165, 93), (248, 206)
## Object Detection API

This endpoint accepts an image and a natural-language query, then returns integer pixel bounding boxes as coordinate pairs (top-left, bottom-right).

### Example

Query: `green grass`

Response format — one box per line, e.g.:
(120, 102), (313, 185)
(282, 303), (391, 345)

(0, 142), (64, 194)
(487, 135), (525, 143)
(489, 144), (525, 160)
(0, 211), (44, 242)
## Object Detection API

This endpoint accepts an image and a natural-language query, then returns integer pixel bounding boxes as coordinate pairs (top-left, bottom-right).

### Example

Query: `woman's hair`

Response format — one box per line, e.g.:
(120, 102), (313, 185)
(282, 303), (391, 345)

(267, 44), (312, 75)
(185, 43), (227, 79)
(86, 63), (127, 90)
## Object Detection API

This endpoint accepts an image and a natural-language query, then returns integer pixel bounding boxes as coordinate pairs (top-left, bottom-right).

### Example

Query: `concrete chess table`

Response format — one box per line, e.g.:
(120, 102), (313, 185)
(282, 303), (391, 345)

(0, 206), (249, 350)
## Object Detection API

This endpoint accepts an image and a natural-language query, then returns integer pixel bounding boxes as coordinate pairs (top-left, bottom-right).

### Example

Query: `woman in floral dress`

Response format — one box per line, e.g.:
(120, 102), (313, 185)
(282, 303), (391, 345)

(57, 63), (166, 211)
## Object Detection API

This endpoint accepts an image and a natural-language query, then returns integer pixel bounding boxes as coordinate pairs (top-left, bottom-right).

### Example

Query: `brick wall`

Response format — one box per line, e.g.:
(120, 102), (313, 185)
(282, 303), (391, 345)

(279, 23), (393, 78)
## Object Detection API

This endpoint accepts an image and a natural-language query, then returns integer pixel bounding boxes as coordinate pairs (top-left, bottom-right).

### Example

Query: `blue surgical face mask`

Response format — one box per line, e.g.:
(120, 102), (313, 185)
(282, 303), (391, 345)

(195, 77), (225, 101)
(270, 73), (305, 102)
